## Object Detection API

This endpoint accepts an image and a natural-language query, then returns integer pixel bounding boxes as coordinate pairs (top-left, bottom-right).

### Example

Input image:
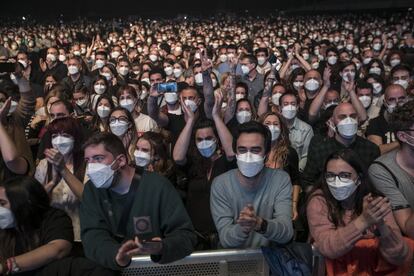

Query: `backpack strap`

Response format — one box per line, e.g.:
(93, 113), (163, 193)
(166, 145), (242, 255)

(372, 161), (399, 188)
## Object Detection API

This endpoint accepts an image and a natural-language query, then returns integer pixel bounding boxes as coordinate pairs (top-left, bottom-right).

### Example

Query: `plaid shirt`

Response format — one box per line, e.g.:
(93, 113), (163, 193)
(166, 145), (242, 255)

(301, 135), (380, 188)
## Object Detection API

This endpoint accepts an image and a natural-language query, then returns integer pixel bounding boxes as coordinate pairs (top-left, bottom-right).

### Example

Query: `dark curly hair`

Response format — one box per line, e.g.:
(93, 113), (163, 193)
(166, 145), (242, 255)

(390, 99), (414, 142)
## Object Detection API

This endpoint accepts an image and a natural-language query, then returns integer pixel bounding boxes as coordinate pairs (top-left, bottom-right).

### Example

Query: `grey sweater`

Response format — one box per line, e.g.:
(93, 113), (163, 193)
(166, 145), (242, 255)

(210, 168), (293, 248)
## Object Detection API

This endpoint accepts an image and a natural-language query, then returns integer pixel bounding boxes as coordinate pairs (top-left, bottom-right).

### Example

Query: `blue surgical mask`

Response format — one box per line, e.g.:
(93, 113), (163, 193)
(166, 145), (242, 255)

(197, 139), (217, 158)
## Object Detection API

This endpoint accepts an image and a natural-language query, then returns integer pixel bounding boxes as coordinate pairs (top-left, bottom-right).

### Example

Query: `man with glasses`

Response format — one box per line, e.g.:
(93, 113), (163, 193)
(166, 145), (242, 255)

(366, 84), (408, 155)
(369, 100), (414, 238)
(302, 102), (380, 189)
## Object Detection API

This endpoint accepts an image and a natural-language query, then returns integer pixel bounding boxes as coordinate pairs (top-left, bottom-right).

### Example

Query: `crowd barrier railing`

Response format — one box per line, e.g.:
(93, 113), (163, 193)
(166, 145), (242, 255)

(122, 247), (326, 276)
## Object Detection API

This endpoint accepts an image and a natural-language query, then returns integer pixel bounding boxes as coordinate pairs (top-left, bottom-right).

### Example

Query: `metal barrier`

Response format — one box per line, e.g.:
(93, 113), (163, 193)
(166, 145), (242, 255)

(122, 247), (326, 276)
(122, 249), (269, 276)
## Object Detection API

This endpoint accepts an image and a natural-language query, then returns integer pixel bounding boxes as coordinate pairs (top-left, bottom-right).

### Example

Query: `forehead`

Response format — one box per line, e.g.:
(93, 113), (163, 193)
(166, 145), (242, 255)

(386, 86), (406, 98)
(326, 158), (356, 174)
(85, 143), (112, 158)
(195, 127), (215, 138)
(181, 89), (197, 97)
(137, 138), (151, 148)
(50, 102), (68, 113)
(265, 114), (279, 123)
(237, 133), (264, 147)
(393, 70), (409, 77)
(111, 110), (127, 117)
(281, 94), (296, 103)
(335, 104), (356, 116)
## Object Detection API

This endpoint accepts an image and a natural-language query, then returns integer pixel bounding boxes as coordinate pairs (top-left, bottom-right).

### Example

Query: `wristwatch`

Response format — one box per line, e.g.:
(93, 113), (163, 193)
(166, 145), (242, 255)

(255, 218), (268, 234)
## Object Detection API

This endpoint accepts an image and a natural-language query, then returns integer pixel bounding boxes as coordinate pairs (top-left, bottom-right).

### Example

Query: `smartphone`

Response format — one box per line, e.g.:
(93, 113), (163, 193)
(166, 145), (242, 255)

(157, 82), (177, 93)
(0, 63), (15, 73)
(141, 240), (162, 250)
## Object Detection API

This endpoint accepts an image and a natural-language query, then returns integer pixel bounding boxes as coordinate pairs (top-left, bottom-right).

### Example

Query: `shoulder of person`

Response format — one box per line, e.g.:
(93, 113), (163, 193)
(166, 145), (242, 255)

(140, 170), (175, 191)
(265, 167), (291, 182)
(211, 168), (237, 188)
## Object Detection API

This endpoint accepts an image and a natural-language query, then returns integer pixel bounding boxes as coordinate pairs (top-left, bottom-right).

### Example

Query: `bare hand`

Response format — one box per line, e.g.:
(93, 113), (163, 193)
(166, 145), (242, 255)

(201, 51), (213, 72)
(39, 58), (47, 72)
(323, 67), (331, 87)
(0, 97), (11, 119)
(44, 148), (65, 173)
(212, 91), (223, 119)
(115, 236), (162, 267)
(237, 204), (258, 233)
(361, 194), (392, 228)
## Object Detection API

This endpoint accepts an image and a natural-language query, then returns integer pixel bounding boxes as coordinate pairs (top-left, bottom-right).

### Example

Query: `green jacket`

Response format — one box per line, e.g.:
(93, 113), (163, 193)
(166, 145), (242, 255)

(80, 170), (197, 270)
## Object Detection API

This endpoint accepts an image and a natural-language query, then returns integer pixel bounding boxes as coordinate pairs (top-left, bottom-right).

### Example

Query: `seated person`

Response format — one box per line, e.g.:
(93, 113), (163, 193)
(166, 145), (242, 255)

(80, 132), (196, 271)
(307, 149), (413, 276)
(210, 121), (293, 248)
(366, 84), (408, 155)
(369, 100), (414, 238)
(302, 102), (380, 189)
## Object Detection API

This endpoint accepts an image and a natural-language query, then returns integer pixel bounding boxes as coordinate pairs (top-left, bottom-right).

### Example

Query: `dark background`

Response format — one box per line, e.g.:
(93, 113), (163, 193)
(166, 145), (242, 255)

(1, 0), (413, 19)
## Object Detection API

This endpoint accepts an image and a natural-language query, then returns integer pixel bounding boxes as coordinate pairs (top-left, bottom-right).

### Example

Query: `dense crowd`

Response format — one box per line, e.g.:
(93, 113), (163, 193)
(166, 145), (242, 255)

(0, 10), (413, 275)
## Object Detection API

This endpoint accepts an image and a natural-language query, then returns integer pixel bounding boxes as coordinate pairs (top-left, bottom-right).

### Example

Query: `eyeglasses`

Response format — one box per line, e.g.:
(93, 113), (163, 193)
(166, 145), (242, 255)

(109, 116), (129, 124)
(325, 172), (353, 182)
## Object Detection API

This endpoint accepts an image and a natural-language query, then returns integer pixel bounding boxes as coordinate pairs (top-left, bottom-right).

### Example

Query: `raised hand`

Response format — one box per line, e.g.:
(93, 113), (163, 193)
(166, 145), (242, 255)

(323, 66), (331, 87)
(44, 148), (65, 173)
(0, 97), (11, 119)
(212, 91), (223, 119)
(39, 58), (47, 72)
(200, 50), (213, 72)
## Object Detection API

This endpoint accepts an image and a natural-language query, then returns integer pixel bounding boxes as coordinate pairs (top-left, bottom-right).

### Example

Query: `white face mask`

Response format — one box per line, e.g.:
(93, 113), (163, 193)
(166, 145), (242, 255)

(393, 79), (409, 90)
(97, 105), (111, 118)
(372, 82), (382, 95)
(76, 98), (88, 108)
(164, 92), (178, 104)
(237, 152), (265, 178)
(73, 50), (81, 56)
(219, 54), (228, 63)
(390, 59), (401, 68)
(268, 125), (281, 141)
(241, 65), (250, 75)
(195, 73), (203, 85)
(324, 101), (339, 110)
(111, 51), (121, 59)
(327, 176), (358, 201)
(52, 135), (75, 155)
(197, 139), (217, 158)
(86, 160), (116, 189)
(281, 105), (297, 120)
(58, 54), (66, 62)
(101, 72), (112, 81)
(327, 56), (338, 65)
(110, 120), (129, 136)
(212, 79), (218, 87)
(164, 66), (173, 76)
(363, 57), (372, 65)
(120, 99), (135, 112)
(358, 95), (372, 108)
(369, 67), (381, 75)
(173, 68), (182, 78)
(305, 79), (320, 92)
(271, 93), (282, 106)
(95, 59), (105, 69)
(149, 54), (158, 62)
(134, 150), (151, 167)
(373, 43), (382, 51)
(0, 206), (15, 229)
(336, 117), (358, 139)
(302, 53), (310, 60)
(257, 56), (266, 66)
(118, 66), (129, 76)
(236, 94), (245, 101)
(236, 110), (252, 124)
(141, 78), (150, 85)
(342, 72), (355, 83)
(293, 81), (304, 91)
(312, 62), (319, 69)
(68, 65), (79, 75)
(94, 84), (106, 94)
(47, 53), (57, 62)
(184, 99), (198, 112)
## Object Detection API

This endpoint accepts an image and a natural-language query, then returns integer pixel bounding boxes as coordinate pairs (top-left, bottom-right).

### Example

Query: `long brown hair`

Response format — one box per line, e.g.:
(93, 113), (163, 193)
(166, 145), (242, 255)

(259, 112), (290, 169)
(0, 177), (52, 260)
(45, 117), (86, 183)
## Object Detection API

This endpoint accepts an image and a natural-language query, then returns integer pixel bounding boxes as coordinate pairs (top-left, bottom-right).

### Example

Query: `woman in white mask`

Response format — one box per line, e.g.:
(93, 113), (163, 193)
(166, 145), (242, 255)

(307, 149), (411, 275)
(227, 99), (256, 137)
(34, 117), (86, 243)
(288, 68), (305, 95)
(259, 112), (301, 221)
(117, 85), (158, 136)
(365, 59), (385, 80)
(133, 131), (174, 178)
(90, 76), (118, 108)
(108, 107), (138, 162)
(173, 96), (237, 249)
(91, 95), (115, 132)
(0, 176), (73, 274)
(339, 61), (357, 100)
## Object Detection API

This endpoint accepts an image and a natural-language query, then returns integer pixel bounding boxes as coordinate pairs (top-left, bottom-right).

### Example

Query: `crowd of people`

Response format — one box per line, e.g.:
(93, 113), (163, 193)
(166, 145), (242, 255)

(0, 9), (413, 275)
